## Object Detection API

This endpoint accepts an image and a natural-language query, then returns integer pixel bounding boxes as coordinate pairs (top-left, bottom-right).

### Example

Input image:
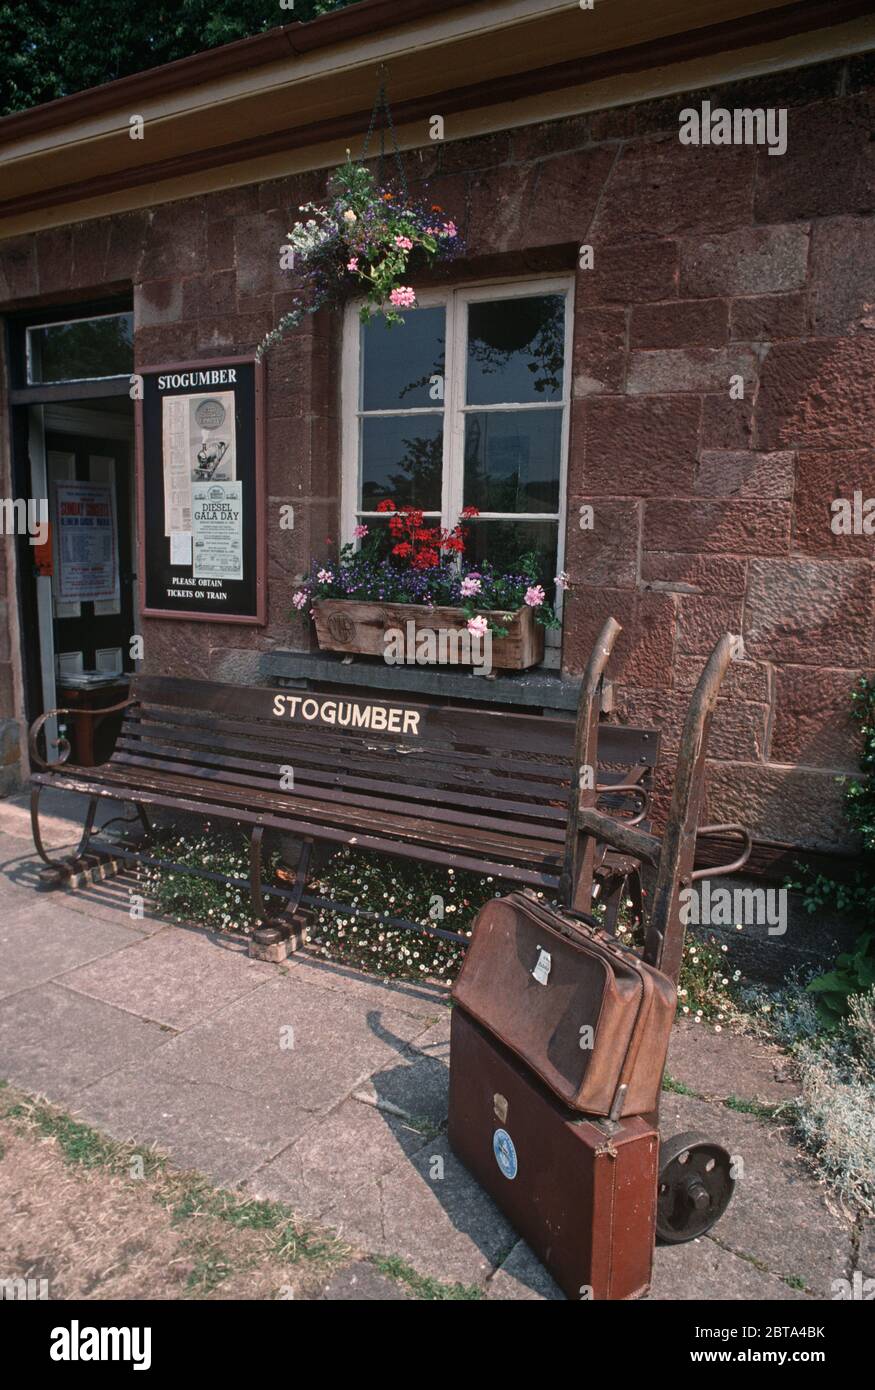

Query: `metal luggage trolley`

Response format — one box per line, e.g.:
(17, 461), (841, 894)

(565, 616), (752, 1246)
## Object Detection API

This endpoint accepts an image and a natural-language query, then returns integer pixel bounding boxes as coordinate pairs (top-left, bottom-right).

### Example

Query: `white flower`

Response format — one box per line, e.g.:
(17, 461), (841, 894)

(343, 209), (357, 223)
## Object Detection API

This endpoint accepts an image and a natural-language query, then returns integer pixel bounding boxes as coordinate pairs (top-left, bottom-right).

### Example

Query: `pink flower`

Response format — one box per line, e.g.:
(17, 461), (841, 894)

(394, 236), (414, 251)
(442, 221), (458, 238)
(292, 590), (308, 610)
(347, 257), (359, 271)
(389, 286), (416, 308)
(467, 614), (488, 637)
(317, 568), (334, 584)
(353, 524), (369, 539)
(554, 571), (569, 591)
(460, 575), (482, 598)
(524, 584), (545, 608)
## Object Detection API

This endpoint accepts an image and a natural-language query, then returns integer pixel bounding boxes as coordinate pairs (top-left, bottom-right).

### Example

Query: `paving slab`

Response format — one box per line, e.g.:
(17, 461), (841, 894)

(650, 1236), (811, 1300)
(137, 975), (434, 1114)
(248, 1095), (429, 1215)
(0, 982), (172, 1104)
(0, 900), (148, 999)
(353, 1047), (449, 1130)
(74, 1068), (314, 1188)
(291, 952), (450, 1023)
(488, 1241), (565, 1300)
(61, 924), (275, 1030)
(660, 1092), (853, 1297)
(667, 1020), (799, 1106)
(320, 1136), (516, 1287)
(318, 1262), (409, 1300)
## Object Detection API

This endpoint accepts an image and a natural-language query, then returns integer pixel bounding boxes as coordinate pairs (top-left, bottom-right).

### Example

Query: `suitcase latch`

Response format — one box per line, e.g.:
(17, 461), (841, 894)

(532, 947), (552, 985)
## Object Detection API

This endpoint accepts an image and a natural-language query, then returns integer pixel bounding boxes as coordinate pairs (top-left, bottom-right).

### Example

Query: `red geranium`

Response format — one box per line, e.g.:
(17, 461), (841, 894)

(374, 500), (479, 574)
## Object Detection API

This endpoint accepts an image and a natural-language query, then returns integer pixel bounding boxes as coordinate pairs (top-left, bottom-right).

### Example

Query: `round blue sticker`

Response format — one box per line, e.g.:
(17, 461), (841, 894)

(493, 1128), (518, 1180)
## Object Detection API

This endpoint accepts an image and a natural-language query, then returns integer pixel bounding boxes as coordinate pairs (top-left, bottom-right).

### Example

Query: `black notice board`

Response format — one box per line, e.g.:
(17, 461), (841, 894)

(137, 354), (265, 623)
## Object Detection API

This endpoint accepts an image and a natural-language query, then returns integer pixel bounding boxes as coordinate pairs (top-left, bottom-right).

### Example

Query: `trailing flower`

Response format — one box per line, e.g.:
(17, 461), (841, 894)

(257, 156), (462, 358)
(291, 501), (562, 633)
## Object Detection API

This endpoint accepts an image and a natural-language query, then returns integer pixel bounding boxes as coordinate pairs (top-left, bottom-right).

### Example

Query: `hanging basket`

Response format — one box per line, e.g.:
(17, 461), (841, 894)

(257, 68), (463, 359)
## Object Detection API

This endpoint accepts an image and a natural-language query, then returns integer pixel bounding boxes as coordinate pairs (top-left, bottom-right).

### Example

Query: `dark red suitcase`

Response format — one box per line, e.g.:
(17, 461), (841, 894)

(448, 1007), (657, 1301)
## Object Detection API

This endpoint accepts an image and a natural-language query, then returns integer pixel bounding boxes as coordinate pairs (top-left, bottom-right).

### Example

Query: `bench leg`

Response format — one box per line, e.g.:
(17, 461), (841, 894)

(250, 827), (314, 952)
(30, 785), (100, 889)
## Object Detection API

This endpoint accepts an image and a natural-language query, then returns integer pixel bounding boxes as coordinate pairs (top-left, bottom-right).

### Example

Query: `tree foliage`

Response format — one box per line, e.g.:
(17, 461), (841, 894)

(0, 0), (359, 117)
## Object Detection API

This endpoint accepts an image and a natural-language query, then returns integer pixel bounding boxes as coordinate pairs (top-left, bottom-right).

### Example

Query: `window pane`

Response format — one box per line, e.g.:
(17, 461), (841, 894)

(463, 410), (561, 514)
(464, 519), (558, 590)
(27, 313), (133, 384)
(466, 294), (565, 404)
(361, 307), (445, 410)
(361, 415), (443, 510)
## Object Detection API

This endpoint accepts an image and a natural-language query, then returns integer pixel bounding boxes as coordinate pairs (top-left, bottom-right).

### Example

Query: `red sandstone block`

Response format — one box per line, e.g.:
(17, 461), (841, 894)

(680, 225), (809, 298)
(207, 216), (236, 272)
(235, 211), (292, 298)
(809, 216), (875, 337)
(572, 307), (627, 394)
(695, 450), (795, 499)
(35, 227), (73, 296)
(676, 594), (744, 655)
(592, 136), (754, 242)
(71, 220), (111, 288)
(565, 496), (640, 589)
(140, 201), (205, 280)
(440, 132), (511, 174)
(104, 210), (149, 282)
(755, 337), (875, 450)
(641, 553), (748, 595)
(771, 664), (870, 771)
(704, 760), (852, 851)
(136, 278), (183, 329)
(744, 558), (871, 666)
(754, 94), (875, 222)
(627, 345), (759, 395)
(0, 237), (38, 301)
(197, 312), (272, 354)
(701, 392), (754, 449)
(730, 292), (808, 341)
(643, 500), (791, 555)
(708, 701), (769, 762)
(583, 395), (700, 496)
(630, 298), (728, 349)
(576, 239), (678, 306)
(674, 653), (769, 703)
(512, 114), (591, 161)
(561, 587), (675, 688)
(792, 449), (875, 558)
(518, 147), (617, 248)
(134, 323), (198, 366)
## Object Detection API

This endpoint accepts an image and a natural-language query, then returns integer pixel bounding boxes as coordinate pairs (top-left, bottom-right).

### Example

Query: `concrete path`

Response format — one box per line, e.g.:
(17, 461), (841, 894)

(0, 790), (867, 1300)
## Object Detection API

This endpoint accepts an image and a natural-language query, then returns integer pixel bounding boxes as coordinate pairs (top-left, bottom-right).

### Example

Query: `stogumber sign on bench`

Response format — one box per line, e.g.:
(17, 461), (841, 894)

(272, 694), (422, 735)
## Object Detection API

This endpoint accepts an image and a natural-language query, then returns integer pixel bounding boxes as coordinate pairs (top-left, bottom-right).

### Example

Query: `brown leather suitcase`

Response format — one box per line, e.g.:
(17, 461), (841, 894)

(448, 1008), (657, 1300)
(451, 890), (675, 1118)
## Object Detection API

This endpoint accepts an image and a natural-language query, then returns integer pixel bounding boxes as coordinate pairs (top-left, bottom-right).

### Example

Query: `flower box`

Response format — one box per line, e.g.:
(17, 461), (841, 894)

(312, 599), (544, 672)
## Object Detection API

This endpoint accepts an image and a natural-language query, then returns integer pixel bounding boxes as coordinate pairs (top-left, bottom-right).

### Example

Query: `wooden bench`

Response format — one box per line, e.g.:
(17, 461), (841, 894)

(27, 624), (658, 947)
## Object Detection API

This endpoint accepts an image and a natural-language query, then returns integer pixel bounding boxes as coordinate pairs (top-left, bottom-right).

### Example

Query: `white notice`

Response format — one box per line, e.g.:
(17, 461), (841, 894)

(192, 482), (243, 580)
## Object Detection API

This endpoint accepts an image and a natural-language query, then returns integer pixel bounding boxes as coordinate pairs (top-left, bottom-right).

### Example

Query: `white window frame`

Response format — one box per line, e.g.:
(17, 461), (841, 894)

(340, 273), (575, 653)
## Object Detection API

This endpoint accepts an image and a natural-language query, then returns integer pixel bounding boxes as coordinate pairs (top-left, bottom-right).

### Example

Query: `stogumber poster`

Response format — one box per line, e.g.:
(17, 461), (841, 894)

(138, 356), (264, 622)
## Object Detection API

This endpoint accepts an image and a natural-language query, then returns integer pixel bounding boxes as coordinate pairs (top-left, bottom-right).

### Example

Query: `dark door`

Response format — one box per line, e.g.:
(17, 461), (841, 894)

(46, 430), (135, 675)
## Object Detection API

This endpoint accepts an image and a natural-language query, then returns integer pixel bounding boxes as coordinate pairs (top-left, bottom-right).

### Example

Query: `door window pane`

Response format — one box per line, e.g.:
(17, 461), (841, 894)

(27, 313), (133, 384)
(463, 410), (561, 513)
(361, 307), (445, 410)
(361, 415), (443, 510)
(466, 294), (565, 404)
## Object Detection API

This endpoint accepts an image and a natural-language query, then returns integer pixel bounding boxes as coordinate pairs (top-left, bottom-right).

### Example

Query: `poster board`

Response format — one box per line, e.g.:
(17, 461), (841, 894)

(55, 479), (119, 603)
(137, 355), (265, 622)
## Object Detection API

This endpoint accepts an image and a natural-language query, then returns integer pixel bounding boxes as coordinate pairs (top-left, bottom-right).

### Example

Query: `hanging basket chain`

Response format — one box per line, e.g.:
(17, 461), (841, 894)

(361, 65), (408, 202)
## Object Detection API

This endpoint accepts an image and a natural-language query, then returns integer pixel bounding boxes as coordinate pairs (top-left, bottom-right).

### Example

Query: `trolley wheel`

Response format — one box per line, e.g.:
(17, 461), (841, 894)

(656, 1131), (735, 1244)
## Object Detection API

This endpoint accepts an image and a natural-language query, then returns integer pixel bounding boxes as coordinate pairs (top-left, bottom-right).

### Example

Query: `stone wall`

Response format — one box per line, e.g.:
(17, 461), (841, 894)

(0, 53), (872, 851)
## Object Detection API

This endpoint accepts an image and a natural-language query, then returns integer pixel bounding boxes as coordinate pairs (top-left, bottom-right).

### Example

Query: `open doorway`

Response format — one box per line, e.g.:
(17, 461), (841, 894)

(6, 300), (135, 769)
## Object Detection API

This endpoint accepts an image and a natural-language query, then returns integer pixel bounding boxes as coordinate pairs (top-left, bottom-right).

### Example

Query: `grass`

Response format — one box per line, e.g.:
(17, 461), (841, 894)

(372, 1255), (485, 1301)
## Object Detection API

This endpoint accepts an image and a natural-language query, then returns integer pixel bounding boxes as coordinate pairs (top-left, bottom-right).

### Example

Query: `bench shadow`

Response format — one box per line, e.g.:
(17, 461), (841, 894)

(362, 1008), (560, 1299)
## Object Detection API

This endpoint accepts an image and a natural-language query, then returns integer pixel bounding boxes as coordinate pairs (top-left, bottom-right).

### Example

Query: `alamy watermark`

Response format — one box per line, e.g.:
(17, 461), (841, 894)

(679, 101), (787, 156)
(383, 621), (492, 677)
(0, 497), (48, 545)
(680, 880), (788, 936)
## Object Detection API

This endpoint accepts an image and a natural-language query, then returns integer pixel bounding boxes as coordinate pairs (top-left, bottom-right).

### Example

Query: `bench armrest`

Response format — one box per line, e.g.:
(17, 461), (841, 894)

(27, 697), (137, 771)
(576, 806), (661, 868)
(691, 823), (752, 880)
